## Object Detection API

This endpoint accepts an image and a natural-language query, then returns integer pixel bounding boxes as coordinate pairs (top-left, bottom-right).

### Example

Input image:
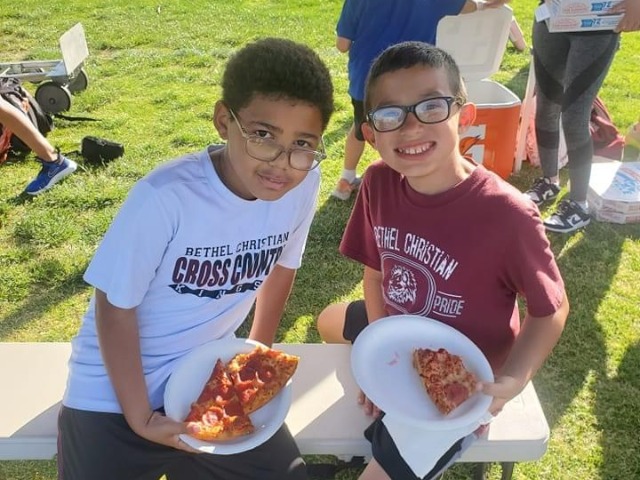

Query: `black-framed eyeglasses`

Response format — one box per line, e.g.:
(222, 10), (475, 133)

(228, 109), (326, 171)
(366, 96), (463, 133)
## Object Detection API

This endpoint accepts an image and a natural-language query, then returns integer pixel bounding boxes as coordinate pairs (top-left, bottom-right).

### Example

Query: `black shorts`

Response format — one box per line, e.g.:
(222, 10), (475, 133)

(343, 301), (472, 480)
(57, 406), (307, 480)
(351, 98), (366, 141)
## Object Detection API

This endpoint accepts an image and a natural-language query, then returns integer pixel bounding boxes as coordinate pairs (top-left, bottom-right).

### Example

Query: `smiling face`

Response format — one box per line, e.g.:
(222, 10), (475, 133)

(212, 95), (324, 201)
(362, 65), (476, 194)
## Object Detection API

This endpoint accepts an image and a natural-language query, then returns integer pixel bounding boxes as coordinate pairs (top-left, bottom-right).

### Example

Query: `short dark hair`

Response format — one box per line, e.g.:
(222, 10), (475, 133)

(363, 41), (467, 114)
(222, 38), (334, 130)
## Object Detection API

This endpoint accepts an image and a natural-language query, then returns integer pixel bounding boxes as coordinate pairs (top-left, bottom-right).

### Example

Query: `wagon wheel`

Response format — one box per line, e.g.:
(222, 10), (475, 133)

(35, 82), (72, 113)
(67, 68), (89, 93)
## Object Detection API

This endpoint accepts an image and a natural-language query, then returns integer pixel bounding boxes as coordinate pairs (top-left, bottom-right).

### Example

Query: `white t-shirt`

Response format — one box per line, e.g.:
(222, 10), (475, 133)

(63, 146), (320, 413)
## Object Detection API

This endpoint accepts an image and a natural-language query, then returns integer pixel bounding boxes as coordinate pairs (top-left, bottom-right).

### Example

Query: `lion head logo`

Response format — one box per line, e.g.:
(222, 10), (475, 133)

(387, 265), (417, 305)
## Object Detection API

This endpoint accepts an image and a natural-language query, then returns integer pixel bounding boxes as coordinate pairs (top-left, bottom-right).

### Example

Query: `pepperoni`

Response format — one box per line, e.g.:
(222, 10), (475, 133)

(444, 382), (469, 406)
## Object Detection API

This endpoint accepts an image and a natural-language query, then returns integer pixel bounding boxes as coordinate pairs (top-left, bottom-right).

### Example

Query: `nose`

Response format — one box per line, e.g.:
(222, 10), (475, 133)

(400, 111), (423, 133)
(270, 149), (290, 169)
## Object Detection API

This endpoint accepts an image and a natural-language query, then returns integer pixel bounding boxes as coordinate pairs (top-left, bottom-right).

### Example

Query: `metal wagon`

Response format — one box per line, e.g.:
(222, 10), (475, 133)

(0, 23), (89, 113)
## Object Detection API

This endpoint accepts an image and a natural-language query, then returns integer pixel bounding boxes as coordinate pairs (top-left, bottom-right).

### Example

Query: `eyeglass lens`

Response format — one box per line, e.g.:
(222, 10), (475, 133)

(245, 137), (320, 171)
(370, 97), (453, 132)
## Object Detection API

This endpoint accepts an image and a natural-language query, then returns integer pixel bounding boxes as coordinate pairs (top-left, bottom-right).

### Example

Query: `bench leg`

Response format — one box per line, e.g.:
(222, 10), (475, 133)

(500, 462), (515, 480)
(473, 463), (487, 480)
(472, 462), (515, 480)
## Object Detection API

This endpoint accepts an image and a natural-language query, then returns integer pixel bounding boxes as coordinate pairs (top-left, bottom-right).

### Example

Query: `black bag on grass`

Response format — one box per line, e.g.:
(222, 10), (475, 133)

(0, 77), (54, 163)
(81, 136), (124, 163)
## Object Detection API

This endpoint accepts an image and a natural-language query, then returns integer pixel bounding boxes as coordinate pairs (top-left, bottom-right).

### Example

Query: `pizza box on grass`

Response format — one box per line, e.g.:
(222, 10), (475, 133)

(437, 6), (520, 180)
(587, 161), (640, 224)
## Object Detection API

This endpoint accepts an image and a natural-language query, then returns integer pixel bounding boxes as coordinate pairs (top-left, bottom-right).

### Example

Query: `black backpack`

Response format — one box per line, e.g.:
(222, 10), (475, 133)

(0, 77), (54, 163)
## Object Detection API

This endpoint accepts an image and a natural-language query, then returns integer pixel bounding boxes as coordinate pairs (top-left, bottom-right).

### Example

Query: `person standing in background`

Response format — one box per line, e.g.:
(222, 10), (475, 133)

(331, 0), (483, 200)
(524, 0), (640, 233)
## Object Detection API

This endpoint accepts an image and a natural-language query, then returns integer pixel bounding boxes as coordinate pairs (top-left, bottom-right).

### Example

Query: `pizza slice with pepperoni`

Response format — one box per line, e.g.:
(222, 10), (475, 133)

(413, 347), (478, 415)
(184, 359), (255, 441)
(226, 345), (299, 414)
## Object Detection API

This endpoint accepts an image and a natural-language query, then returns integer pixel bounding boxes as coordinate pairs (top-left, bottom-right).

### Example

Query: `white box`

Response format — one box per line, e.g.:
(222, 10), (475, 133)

(587, 161), (640, 223)
(545, 13), (623, 31)
(549, 0), (622, 16)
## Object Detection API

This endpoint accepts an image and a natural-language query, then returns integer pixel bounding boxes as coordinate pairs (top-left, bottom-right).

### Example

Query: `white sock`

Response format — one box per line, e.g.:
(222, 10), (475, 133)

(547, 176), (560, 185)
(576, 200), (588, 211)
(341, 169), (356, 183)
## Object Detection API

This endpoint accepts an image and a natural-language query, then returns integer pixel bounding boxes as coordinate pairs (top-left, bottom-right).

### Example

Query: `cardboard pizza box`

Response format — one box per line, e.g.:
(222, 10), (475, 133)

(587, 161), (640, 223)
(537, 0), (623, 32)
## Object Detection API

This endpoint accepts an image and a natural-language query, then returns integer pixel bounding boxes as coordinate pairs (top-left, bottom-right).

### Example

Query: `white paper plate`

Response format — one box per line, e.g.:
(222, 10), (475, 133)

(351, 315), (493, 430)
(164, 338), (293, 454)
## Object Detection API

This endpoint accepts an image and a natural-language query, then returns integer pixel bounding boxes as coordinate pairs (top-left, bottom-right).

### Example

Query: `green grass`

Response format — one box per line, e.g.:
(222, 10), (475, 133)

(1, 1), (639, 479)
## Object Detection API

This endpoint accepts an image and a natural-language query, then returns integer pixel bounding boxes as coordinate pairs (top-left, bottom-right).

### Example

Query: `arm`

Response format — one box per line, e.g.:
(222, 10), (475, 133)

(461, 0), (481, 13)
(95, 289), (195, 451)
(363, 265), (386, 322)
(250, 264), (297, 346)
(336, 36), (352, 52)
(610, 0), (640, 32)
(0, 98), (57, 161)
(481, 293), (569, 415)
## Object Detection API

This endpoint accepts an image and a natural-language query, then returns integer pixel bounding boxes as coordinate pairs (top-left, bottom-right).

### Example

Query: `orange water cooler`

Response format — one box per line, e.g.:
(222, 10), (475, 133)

(437, 7), (521, 180)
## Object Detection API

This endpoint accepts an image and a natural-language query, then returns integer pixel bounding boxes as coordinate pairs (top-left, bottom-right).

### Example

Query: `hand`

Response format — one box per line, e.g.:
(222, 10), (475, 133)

(134, 411), (200, 453)
(610, 0), (640, 32)
(358, 389), (382, 417)
(478, 375), (525, 416)
(483, 0), (512, 8)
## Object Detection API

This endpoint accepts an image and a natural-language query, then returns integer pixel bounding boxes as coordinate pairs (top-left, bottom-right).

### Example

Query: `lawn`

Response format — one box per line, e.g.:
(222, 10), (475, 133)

(0, 1), (639, 479)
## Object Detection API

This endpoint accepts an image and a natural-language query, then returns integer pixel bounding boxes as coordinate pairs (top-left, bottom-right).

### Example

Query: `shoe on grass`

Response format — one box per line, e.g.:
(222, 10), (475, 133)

(524, 177), (560, 205)
(24, 154), (78, 195)
(331, 177), (361, 201)
(543, 199), (591, 233)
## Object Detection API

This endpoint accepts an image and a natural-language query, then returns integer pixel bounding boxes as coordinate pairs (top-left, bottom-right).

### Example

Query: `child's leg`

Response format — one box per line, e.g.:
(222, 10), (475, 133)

(359, 458), (392, 480)
(169, 424), (306, 480)
(57, 406), (181, 480)
(317, 300), (368, 343)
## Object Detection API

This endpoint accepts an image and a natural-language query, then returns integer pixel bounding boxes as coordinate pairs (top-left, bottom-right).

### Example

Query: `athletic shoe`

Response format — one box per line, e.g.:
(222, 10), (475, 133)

(24, 154), (78, 195)
(544, 199), (591, 233)
(331, 177), (361, 201)
(524, 177), (561, 205)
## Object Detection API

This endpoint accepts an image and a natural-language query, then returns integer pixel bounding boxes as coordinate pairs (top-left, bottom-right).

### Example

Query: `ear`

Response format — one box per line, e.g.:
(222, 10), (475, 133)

(361, 122), (377, 149)
(457, 103), (476, 134)
(213, 101), (231, 140)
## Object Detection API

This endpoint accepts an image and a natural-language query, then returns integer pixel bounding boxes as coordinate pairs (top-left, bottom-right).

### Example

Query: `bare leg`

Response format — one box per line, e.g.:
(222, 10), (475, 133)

(0, 98), (57, 161)
(344, 124), (365, 172)
(316, 302), (351, 344)
(358, 459), (391, 480)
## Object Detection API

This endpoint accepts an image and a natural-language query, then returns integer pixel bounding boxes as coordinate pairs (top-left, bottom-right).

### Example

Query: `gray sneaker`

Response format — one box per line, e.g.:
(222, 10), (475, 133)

(544, 200), (591, 233)
(24, 153), (77, 195)
(524, 177), (560, 205)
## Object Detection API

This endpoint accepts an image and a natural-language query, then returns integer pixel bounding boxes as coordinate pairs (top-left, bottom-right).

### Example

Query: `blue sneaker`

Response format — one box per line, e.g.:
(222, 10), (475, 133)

(24, 154), (77, 195)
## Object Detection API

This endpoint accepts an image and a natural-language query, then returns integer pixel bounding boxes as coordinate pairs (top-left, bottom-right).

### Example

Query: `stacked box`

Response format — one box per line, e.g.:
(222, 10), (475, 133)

(544, 0), (623, 32)
(587, 161), (640, 224)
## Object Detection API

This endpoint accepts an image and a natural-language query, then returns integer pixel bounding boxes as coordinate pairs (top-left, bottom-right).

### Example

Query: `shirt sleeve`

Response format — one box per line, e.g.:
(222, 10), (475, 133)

(336, 0), (361, 39)
(501, 202), (566, 318)
(276, 169), (321, 270)
(83, 180), (176, 309)
(339, 168), (382, 271)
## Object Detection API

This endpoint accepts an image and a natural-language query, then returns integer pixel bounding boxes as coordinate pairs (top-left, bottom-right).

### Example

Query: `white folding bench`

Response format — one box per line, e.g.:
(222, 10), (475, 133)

(0, 343), (550, 479)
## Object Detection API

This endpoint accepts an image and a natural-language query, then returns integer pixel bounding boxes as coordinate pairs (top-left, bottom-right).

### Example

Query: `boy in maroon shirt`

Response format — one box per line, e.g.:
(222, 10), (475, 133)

(317, 42), (569, 480)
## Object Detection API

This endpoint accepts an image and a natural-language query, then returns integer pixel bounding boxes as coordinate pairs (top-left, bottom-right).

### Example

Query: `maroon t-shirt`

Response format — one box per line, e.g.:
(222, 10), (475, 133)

(340, 161), (565, 371)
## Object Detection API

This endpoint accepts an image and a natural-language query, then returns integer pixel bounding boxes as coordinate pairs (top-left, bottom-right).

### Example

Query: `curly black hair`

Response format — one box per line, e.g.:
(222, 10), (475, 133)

(364, 41), (467, 114)
(222, 38), (334, 130)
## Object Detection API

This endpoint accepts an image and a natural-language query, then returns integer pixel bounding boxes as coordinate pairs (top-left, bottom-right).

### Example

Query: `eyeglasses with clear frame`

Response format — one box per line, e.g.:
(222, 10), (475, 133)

(366, 96), (464, 133)
(228, 109), (326, 171)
